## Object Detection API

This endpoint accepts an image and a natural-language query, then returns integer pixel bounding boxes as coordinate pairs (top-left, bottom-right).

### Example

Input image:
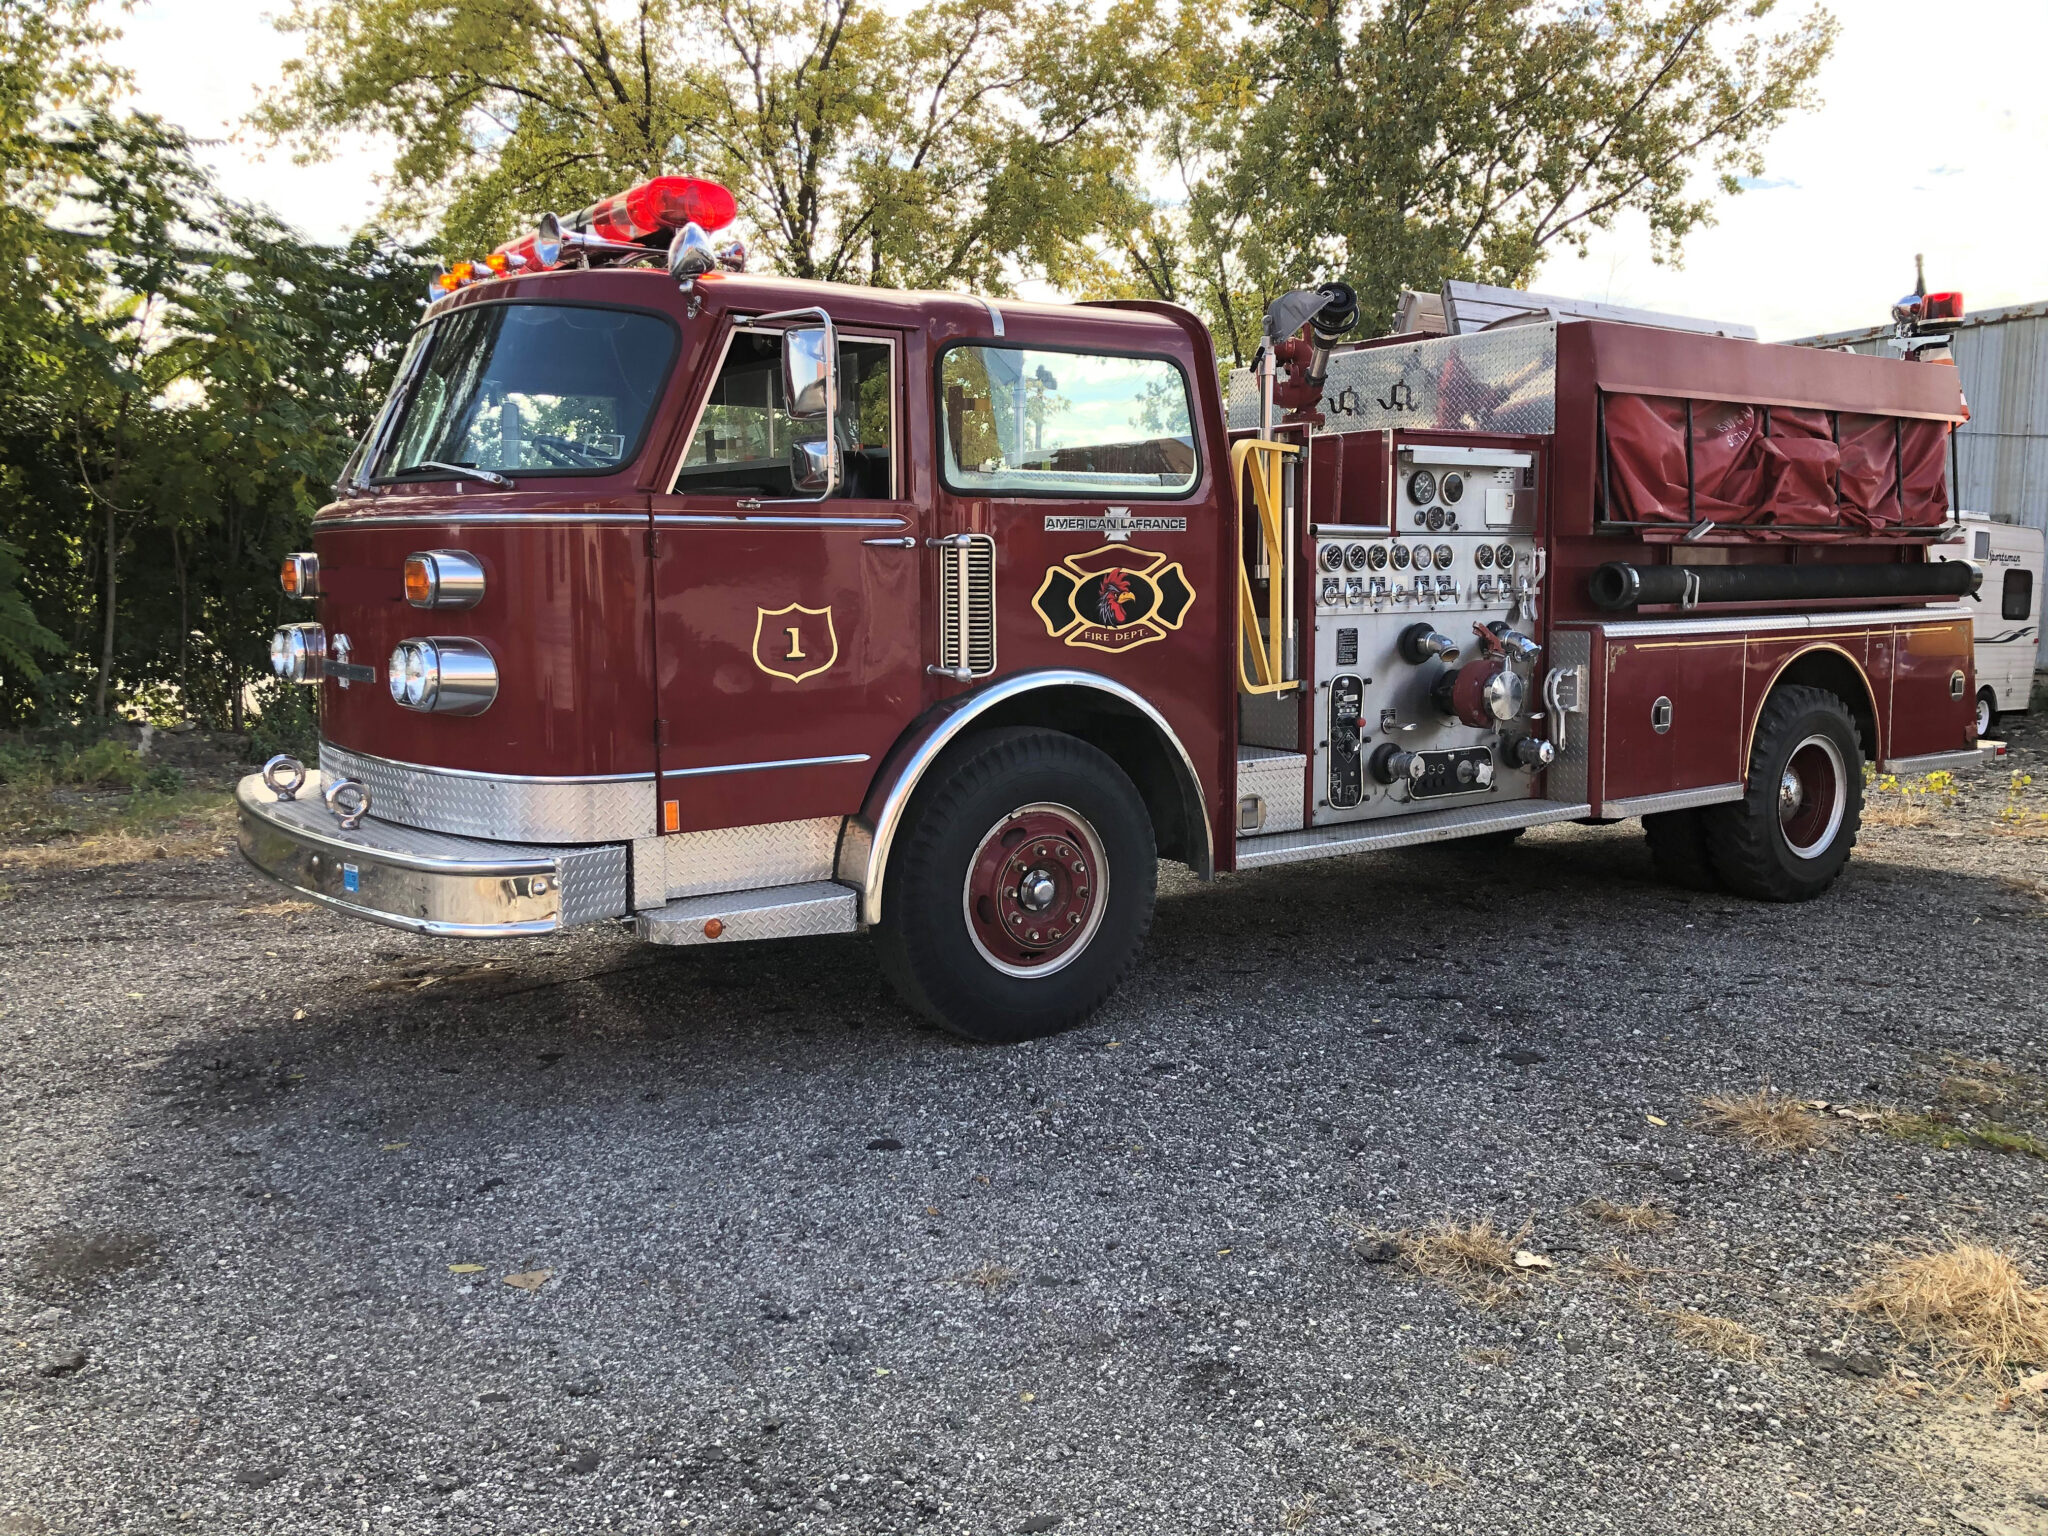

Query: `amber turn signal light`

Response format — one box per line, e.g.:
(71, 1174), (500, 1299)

(402, 550), (485, 609)
(280, 552), (319, 598)
(403, 556), (434, 605)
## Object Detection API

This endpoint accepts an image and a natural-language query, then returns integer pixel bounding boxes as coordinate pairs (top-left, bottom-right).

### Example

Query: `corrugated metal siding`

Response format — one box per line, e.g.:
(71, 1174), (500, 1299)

(1793, 301), (2048, 665)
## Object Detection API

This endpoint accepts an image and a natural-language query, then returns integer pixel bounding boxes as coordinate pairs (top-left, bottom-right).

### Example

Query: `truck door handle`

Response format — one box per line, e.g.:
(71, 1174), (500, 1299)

(862, 536), (917, 547)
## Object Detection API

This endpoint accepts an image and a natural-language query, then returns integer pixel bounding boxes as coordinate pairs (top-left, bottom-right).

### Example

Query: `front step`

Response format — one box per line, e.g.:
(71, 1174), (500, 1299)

(1236, 746), (1307, 836)
(1235, 799), (1593, 870)
(637, 880), (858, 946)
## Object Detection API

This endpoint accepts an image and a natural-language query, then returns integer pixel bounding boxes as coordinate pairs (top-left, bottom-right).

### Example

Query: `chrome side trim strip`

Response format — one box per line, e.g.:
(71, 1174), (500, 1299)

(1602, 782), (1746, 819)
(1235, 800), (1592, 871)
(314, 511), (646, 530)
(653, 514), (908, 530)
(1884, 748), (1984, 776)
(319, 740), (657, 842)
(664, 753), (870, 779)
(855, 669), (1213, 927)
(980, 298), (1006, 337)
(1591, 605), (1971, 640)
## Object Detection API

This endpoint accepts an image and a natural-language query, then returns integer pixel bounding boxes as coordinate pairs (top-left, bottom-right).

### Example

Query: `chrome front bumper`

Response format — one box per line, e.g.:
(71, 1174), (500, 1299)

(236, 770), (629, 937)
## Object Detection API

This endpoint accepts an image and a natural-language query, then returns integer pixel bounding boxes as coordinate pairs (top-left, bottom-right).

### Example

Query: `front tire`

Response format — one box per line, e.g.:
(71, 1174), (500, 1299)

(1703, 684), (1862, 902)
(875, 729), (1155, 1043)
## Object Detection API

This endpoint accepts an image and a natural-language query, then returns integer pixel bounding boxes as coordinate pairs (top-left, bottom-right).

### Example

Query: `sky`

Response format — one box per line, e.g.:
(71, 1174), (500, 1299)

(104, 0), (2048, 343)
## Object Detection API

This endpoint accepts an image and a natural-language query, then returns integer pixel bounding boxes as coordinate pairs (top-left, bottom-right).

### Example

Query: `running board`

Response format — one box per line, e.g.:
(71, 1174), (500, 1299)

(1234, 800), (1593, 870)
(637, 880), (859, 945)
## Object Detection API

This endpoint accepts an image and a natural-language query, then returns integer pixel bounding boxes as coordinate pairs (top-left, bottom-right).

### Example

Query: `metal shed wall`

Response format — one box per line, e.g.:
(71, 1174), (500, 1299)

(1793, 300), (2048, 666)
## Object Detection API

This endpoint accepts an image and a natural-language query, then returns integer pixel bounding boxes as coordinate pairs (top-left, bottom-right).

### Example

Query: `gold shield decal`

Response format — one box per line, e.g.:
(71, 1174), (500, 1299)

(753, 603), (839, 683)
(1032, 545), (1195, 655)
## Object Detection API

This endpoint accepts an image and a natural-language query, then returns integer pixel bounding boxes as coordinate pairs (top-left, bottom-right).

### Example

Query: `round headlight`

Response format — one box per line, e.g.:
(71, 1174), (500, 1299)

(271, 628), (292, 678)
(387, 643), (411, 703)
(269, 624), (324, 683)
(387, 640), (439, 709)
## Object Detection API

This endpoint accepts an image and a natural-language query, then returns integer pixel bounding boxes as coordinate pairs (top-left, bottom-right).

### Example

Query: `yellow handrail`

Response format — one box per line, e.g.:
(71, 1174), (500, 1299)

(1233, 438), (1299, 695)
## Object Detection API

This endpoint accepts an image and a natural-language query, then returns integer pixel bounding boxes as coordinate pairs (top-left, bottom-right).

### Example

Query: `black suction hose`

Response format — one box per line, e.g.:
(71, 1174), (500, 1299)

(1589, 559), (1979, 611)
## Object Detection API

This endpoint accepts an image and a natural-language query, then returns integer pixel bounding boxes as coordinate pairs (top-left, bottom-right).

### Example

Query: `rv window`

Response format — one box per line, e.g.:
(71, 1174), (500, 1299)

(938, 347), (1197, 499)
(1974, 531), (1992, 559)
(674, 330), (894, 499)
(2004, 568), (2034, 622)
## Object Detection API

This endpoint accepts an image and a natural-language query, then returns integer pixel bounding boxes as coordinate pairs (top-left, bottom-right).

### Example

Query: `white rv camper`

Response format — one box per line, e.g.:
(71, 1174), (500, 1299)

(1938, 514), (2044, 736)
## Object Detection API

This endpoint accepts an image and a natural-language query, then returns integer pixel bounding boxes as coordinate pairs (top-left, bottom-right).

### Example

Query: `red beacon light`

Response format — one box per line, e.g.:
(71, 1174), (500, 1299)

(568, 176), (736, 243)
(1923, 291), (1964, 322)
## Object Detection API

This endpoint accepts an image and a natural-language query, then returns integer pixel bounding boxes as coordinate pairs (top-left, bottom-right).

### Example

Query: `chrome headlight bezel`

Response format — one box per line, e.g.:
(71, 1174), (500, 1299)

(388, 637), (497, 715)
(269, 623), (326, 684)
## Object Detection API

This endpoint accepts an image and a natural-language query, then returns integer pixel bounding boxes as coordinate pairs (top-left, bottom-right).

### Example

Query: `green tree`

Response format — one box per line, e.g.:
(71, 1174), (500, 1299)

(256, 0), (1188, 292)
(1114, 0), (1836, 362)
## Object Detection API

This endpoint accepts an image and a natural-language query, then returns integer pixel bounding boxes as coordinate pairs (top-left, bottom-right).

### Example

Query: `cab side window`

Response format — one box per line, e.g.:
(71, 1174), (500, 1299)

(674, 329), (894, 499)
(938, 346), (1197, 499)
(2004, 567), (2034, 622)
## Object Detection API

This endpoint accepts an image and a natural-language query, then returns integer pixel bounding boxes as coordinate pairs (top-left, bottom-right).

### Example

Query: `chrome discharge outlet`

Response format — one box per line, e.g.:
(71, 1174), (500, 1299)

(1398, 623), (1460, 665)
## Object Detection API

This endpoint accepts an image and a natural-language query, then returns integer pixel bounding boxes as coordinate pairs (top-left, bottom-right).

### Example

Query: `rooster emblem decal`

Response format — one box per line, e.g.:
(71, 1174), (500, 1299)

(1033, 545), (1195, 655)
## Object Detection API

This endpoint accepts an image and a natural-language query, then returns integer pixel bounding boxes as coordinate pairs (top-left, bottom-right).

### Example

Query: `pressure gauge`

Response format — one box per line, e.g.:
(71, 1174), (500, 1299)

(1496, 543), (1516, 569)
(1434, 543), (1455, 568)
(1366, 543), (1389, 570)
(1319, 543), (1344, 572)
(1440, 472), (1465, 504)
(1345, 543), (1371, 571)
(1407, 470), (1437, 505)
(1390, 543), (1412, 570)
(1411, 544), (1433, 571)
(1474, 544), (1495, 569)
(1426, 506), (1445, 531)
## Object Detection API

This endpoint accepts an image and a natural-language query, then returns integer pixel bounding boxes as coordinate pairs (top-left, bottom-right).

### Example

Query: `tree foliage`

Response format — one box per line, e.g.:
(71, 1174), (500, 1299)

(0, 0), (429, 725)
(1109, 0), (1837, 361)
(257, 0), (1189, 292)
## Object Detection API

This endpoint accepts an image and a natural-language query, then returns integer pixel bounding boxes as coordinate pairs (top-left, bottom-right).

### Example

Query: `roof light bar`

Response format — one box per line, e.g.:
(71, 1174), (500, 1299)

(570, 176), (736, 243)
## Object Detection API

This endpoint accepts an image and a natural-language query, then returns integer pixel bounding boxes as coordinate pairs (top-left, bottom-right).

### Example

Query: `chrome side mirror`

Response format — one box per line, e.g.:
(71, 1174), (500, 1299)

(789, 439), (835, 495)
(782, 325), (835, 420)
(668, 220), (717, 280)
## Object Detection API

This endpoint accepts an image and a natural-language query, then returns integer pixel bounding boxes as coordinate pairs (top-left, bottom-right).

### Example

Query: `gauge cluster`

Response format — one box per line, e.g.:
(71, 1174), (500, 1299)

(1313, 533), (1535, 617)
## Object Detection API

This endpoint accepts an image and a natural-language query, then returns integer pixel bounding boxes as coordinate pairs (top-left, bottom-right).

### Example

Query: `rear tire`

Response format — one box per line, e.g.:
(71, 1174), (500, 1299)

(1976, 689), (1996, 739)
(1702, 684), (1862, 902)
(1644, 808), (1719, 891)
(874, 729), (1155, 1043)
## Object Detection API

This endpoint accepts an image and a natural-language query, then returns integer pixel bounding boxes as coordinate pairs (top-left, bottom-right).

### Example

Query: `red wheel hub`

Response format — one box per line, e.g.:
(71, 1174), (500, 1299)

(1778, 734), (1845, 858)
(963, 804), (1105, 976)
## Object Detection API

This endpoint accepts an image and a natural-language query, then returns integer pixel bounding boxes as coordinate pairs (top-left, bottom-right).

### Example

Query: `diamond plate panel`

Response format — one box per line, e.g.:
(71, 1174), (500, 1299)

(637, 881), (859, 945)
(319, 740), (656, 842)
(660, 817), (844, 900)
(1546, 628), (1593, 805)
(1236, 748), (1305, 836)
(1228, 325), (1557, 436)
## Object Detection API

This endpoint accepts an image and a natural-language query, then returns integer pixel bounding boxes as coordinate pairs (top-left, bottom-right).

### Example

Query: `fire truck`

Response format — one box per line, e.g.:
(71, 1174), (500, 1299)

(240, 176), (1981, 1042)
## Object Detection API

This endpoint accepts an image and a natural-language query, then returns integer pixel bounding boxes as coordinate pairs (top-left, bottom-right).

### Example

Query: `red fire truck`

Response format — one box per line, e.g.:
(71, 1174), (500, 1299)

(241, 176), (1981, 1041)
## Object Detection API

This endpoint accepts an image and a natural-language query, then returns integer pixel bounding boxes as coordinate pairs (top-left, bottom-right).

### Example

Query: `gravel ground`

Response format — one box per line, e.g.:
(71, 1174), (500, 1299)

(4, 719), (2047, 1536)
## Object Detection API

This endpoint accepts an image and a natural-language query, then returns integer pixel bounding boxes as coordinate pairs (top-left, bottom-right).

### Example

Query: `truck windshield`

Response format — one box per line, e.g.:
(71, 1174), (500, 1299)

(371, 303), (676, 481)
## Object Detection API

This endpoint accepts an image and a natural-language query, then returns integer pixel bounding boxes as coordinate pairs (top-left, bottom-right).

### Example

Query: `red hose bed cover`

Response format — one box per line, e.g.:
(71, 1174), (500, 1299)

(1604, 393), (1950, 528)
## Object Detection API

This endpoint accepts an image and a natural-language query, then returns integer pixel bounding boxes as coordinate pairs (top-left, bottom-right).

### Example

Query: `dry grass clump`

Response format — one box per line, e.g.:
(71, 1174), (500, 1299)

(959, 1263), (1017, 1292)
(1340, 1428), (1465, 1490)
(0, 793), (233, 872)
(1936, 1075), (2005, 1107)
(1278, 1494), (1324, 1529)
(1588, 1250), (1654, 1286)
(1582, 1196), (1674, 1232)
(1658, 1307), (1768, 1361)
(1844, 1242), (2048, 1382)
(1697, 1084), (1832, 1153)
(1405, 1216), (1525, 1281)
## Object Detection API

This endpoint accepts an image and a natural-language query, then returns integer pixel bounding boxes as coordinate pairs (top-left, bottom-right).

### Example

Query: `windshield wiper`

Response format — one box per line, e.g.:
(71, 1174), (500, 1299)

(395, 460), (514, 489)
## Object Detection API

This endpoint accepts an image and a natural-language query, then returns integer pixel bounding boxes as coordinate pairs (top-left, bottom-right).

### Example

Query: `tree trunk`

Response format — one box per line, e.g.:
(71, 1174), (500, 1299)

(94, 501), (117, 717)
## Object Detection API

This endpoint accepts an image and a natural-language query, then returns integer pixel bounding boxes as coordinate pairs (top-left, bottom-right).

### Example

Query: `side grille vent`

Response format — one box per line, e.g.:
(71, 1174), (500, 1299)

(932, 534), (997, 680)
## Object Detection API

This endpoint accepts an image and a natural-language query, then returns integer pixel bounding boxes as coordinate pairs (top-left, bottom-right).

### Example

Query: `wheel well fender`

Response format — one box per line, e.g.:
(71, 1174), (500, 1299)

(1755, 645), (1880, 765)
(847, 670), (1212, 927)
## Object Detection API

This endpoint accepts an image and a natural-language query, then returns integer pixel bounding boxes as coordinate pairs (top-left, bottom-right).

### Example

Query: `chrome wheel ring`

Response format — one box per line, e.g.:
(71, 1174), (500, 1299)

(961, 802), (1108, 980)
(1779, 733), (1847, 859)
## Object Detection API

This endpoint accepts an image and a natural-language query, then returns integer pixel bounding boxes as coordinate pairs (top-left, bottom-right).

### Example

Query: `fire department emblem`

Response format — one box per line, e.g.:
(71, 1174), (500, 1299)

(1031, 545), (1195, 655)
(752, 603), (838, 683)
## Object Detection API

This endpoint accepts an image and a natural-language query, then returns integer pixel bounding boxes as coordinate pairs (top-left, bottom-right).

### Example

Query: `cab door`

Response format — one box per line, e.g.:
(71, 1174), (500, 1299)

(650, 322), (924, 835)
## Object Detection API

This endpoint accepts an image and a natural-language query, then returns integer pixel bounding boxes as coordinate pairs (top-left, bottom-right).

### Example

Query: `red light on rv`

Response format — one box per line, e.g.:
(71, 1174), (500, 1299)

(1924, 291), (1964, 321)
(573, 176), (737, 243)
